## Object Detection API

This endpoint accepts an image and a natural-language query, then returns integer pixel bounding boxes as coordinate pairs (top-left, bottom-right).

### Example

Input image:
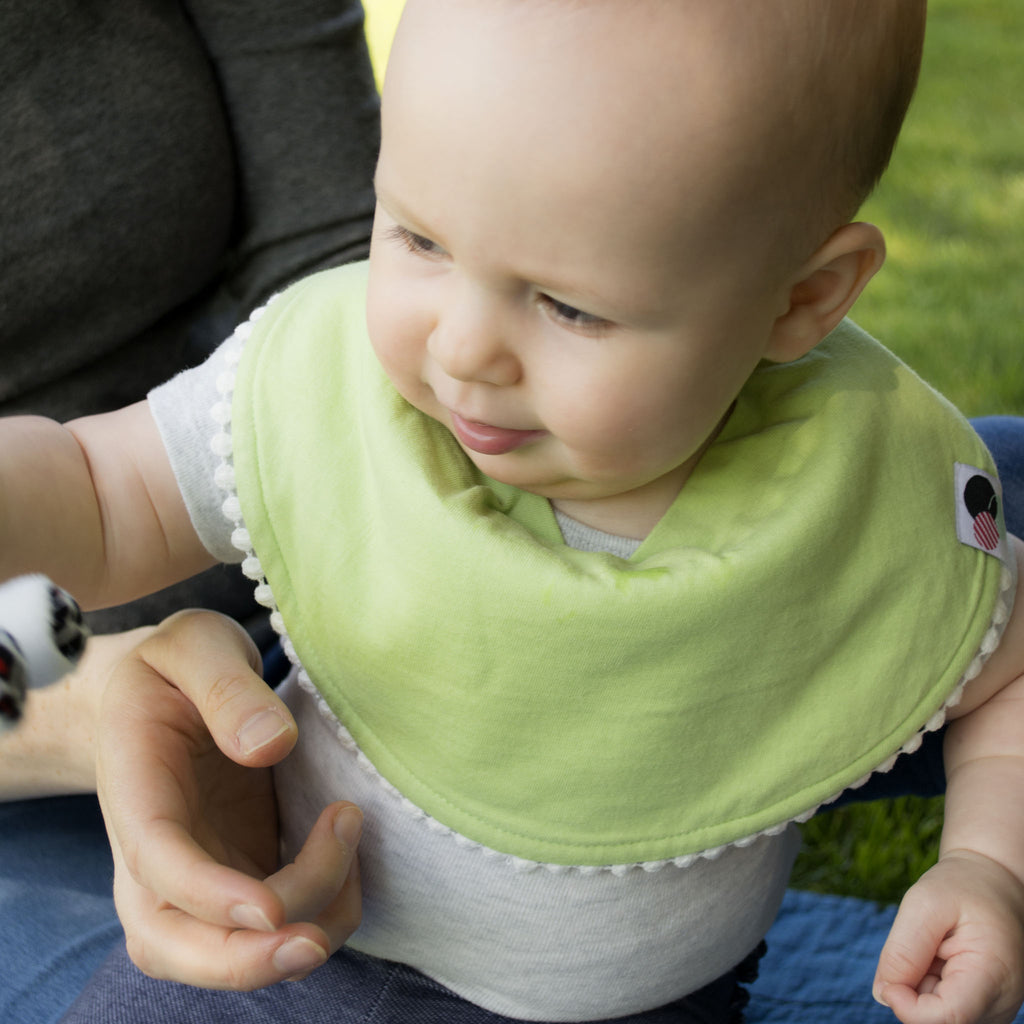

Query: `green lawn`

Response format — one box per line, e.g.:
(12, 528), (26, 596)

(849, 0), (1024, 416)
(792, 0), (1023, 902)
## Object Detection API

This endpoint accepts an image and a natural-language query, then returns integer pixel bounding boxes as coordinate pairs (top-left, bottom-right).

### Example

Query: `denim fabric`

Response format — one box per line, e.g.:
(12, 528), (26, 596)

(0, 796), (121, 1024)
(59, 941), (756, 1024)
(974, 416), (1024, 537)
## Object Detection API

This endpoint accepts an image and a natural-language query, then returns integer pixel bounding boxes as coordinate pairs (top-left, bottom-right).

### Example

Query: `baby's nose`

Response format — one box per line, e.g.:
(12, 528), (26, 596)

(428, 309), (521, 386)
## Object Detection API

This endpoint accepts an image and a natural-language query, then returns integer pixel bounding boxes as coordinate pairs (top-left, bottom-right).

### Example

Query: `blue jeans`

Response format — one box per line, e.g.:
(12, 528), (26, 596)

(59, 941), (760, 1024)
(2, 416), (1022, 1023)
(975, 416), (1024, 537)
(0, 797), (120, 1024)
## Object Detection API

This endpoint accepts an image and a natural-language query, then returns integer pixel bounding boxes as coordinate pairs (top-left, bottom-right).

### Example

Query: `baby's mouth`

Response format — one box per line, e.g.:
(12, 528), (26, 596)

(449, 413), (546, 456)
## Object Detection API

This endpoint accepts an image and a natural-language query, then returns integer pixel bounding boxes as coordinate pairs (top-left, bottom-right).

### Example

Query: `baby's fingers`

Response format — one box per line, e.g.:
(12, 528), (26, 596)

(875, 911), (1006, 1024)
(873, 887), (958, 1022)
(875, 856), (1024, 1024)
(875, 901), (947, 998)
(875, 958), (999, 1024)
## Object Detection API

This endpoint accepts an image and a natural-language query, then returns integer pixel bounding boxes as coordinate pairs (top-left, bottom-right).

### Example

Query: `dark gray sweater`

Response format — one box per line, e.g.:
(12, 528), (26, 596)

(1, 0), (379, 420)
(1, 0), (379, 629)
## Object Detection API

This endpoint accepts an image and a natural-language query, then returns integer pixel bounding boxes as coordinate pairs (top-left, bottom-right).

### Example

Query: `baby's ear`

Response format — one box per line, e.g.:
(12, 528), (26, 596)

(764, 222), (886, 363)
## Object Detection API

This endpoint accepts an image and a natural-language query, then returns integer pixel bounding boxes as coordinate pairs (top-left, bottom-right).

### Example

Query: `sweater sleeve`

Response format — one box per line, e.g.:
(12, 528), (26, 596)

(179, 0), (380, 328)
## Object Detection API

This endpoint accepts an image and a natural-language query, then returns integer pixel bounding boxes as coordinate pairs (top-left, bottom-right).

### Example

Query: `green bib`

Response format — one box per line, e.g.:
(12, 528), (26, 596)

(231, 263), (1013, 866)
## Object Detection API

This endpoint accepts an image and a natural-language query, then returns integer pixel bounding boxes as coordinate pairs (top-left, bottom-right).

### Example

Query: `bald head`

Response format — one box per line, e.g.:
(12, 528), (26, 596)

(733, 0), (926, 252)
(384, 0), (925, 279)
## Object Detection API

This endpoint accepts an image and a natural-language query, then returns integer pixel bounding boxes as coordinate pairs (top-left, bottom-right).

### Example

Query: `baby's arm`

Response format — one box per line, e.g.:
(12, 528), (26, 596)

(874, 535), (1024, 1024)
(0, 402), (214, 608)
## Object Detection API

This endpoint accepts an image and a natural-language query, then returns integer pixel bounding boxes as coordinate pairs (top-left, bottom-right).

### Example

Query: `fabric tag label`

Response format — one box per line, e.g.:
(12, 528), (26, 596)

(955, 462), (1011, 567)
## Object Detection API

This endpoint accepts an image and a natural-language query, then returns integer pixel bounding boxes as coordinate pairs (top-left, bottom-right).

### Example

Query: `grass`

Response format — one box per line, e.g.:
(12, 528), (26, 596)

(361, 0), (1023, 903)
(792, 797), (947, 905)
(850, 0), (1024, 416)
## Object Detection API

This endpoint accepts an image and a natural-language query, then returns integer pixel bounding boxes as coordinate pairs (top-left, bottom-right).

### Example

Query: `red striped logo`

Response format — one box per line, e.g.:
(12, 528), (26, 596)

(955, 463), (1008, 566)
(973, 510), (999, 551)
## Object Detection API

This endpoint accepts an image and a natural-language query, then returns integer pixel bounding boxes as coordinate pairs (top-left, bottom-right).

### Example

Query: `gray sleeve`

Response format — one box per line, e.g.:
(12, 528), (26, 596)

(1, 0), (378, 421)
(148, 340), (242, 565)
(180, 0), (380, 338)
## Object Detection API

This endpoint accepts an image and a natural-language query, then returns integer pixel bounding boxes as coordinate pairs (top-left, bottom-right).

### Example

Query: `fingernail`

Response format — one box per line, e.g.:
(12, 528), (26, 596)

(334, 806), (363, 848)
(237, 709), (290, 756)
(273, 936), (327, 977)
(229, 903), (275, 932)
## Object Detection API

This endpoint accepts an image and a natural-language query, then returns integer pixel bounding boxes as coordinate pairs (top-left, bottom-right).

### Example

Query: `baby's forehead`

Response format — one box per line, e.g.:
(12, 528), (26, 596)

(385, 1), (816, 233)
(391, 0), (831, 100)
(387, 0), (844, 183)
(382, 7), (787, 310)
(387, 0), (926, 280)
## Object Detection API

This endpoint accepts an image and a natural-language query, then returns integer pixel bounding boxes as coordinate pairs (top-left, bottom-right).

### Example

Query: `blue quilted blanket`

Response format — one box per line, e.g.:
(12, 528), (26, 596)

(750, 888), (1024, 1023)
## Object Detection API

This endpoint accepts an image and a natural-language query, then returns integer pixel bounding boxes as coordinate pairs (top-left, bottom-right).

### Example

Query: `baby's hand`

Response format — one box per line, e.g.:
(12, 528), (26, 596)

(874, 851), (1024, 1024)
(97, 610), (362, 989)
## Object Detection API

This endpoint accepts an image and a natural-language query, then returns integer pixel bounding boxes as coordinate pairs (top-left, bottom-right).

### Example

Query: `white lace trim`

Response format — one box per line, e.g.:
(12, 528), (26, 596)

(211, 303), (1017, 876)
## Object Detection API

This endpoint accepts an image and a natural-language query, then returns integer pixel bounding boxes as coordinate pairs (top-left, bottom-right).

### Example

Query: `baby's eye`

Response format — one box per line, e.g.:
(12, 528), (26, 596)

(387, 224), (444, 258)
(540, 294), (610, 334)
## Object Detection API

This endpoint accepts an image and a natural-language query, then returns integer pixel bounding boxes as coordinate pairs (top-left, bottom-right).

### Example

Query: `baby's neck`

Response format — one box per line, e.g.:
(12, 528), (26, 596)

(548, 405), (733, 540)
(549, 455), (696, 540)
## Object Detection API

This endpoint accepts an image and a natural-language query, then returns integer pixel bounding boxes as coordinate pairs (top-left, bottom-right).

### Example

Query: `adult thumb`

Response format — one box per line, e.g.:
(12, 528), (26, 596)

(133, 608), (297, 767)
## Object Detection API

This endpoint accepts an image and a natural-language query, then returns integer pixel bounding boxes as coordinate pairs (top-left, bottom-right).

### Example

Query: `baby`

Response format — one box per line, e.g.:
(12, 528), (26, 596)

(4, 2), (1024, 1022)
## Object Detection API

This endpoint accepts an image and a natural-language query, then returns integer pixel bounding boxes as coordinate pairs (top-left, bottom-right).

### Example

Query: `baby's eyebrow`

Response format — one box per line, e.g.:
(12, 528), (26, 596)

(372, 176), (432, 238)
(372, 167), (401, 211)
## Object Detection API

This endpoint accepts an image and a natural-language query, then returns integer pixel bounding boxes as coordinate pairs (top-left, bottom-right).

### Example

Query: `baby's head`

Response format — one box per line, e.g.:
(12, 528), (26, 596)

(366, 0), (926, 536)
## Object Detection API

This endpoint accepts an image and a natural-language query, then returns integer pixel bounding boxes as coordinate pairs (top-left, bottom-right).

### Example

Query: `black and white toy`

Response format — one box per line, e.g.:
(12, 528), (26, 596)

(0, 575), (90, 729)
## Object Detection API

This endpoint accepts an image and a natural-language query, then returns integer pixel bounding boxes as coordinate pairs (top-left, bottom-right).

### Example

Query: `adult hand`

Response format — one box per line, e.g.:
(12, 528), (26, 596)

(97, 610), (362, 989)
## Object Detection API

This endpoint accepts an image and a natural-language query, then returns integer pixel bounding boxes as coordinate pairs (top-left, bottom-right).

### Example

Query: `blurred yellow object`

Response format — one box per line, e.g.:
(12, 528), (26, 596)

(363, 0), (406, 86)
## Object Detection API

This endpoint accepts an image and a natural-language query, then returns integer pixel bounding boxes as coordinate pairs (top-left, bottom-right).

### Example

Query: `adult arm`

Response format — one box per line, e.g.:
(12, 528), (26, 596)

(177, 0), (379, 353)
(1, 0), (378, 422)
(0, 627), (152, 799)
